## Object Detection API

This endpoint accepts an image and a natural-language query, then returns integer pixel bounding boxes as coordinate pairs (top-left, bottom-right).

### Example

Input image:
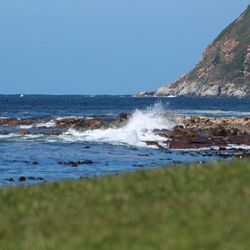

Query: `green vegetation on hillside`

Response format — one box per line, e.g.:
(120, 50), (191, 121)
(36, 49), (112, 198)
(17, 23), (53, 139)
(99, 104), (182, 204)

(187, 5), (250, 83)
(0, 160), (250, 250)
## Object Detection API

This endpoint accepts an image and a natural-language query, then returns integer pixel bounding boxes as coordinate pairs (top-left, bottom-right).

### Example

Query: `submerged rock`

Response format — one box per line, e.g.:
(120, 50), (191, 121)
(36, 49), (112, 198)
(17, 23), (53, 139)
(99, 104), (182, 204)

(19, 176), (26, 182)
(4, 178), (14, 182)
(58, 160), (94, 167)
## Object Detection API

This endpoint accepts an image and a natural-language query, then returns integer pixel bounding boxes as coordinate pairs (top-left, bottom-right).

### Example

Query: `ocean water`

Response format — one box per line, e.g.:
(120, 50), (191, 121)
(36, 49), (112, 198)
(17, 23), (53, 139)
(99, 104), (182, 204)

(0, 95), (250, 186)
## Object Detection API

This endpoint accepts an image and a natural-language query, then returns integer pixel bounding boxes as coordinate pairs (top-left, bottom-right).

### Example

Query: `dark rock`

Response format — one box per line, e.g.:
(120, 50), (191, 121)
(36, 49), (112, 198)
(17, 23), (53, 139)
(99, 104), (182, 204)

(58, 160), (93, 167)
(69, 161), (79, 167)
(210, 126), (227, 137)
(16, 129), (30, 135)
(144, 141), (165, 149)
(169, 135), (226, 149)
(119, 113), (128, 120)
(37, 177), (45, 181)
(8, 119), (22, 126)
(219, 146), (227, 151)
(190, 137), (209, 144)
(227, 128), (238, 136)
(153, 128), (171, 138)
(79, 160), (94, 165)
(74, 119), (104, 129)
(5, 178), (14, 182)
(133, 164), (144, 167)
(27, 176), (45, 181)
(159, 158), (172, 161)
(19, 176), (26, 182)
(171, 125), (196, 138)
(27, 176), (36, 181)
(227, 135), (250, 145)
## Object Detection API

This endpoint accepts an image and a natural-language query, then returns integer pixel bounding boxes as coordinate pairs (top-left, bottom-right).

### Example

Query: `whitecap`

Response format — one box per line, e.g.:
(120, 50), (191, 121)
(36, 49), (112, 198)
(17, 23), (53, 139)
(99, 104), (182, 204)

(61, 102), (177, 147)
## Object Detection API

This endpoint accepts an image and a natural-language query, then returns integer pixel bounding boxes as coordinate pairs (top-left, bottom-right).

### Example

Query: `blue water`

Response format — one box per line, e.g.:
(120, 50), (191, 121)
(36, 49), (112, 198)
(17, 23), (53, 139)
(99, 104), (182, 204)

(0, 95), (250, 186)
(1, 95), (250, 118)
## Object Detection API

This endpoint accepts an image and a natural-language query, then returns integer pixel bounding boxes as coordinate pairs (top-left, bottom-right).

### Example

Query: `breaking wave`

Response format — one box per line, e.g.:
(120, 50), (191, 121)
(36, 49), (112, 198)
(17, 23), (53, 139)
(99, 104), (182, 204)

(63, 102), (177, 147)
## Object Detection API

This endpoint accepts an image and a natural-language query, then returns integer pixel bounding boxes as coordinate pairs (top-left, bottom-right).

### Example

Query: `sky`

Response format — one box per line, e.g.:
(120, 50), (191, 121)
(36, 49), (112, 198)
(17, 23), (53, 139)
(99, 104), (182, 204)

(0, 0), (249, 95)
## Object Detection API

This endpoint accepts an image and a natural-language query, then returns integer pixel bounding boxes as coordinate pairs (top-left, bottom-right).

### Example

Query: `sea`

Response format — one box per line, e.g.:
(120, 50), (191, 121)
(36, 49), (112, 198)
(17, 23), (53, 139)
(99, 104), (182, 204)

(1, 95), (250, 186)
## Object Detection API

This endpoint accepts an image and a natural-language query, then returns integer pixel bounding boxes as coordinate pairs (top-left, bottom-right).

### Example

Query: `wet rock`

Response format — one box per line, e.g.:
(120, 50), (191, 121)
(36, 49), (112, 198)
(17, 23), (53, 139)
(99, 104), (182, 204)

(153, 129), (171, 138)
(27, 176), (36, 181)
(37, 177), (45, 181)
(133, 164), (144, 167)
(27, 176), (45, 181)
(119, 113), (128, 120)
(16, 129), (30, 135)
(74, 119), (104, 129)
(67, 161), (79, 167)
(190, 137), (210, 144)
(227, 128), (238, 136)
(0, 131), (10, 135)
(42, 131), (63, 136)
(182, 116), (250, 135)
(209, 126), (227, 137)
(169, 135), (227, 149)
(5, 178), (14, 182)
(81, 160), (94, 164)
(144, 141), (165, 149)
(58, 160), (94, 167)
(159, 158), (172, 161)
(227, 135), (250, 145)
(0, 119), (8, 126)
(8, 119), (22, 126)
(19, 176), (26, 182)
(55, 118), (77, 128)
(171, 125), (196, 138)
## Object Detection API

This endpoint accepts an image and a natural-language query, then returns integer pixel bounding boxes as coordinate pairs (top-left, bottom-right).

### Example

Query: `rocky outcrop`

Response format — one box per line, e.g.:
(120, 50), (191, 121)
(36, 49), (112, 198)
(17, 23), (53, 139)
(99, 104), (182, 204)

(138, 5), (250, 97)
(147, 116), (250, 149)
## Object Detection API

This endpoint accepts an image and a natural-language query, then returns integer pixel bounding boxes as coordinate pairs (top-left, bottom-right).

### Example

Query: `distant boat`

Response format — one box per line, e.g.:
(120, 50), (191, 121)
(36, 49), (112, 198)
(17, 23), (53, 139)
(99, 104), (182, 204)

(166, 95), (176, 98)
(20, 94), (24, 98)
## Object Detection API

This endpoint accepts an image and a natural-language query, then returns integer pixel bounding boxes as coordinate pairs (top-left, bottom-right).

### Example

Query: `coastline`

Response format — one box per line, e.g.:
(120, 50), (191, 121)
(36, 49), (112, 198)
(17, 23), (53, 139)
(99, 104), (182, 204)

(1, 114), (249, 150)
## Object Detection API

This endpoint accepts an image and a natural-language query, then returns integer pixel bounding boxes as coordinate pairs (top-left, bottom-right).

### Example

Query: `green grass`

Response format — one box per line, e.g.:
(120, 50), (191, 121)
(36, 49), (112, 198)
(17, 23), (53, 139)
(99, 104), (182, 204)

(1, 160), (250, 250)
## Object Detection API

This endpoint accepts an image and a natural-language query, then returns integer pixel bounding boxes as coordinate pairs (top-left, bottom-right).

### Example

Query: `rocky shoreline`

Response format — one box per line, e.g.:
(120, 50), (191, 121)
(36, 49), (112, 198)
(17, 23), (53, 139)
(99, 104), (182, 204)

(1, 113), (250, 185)
(1, 114), (250, 151)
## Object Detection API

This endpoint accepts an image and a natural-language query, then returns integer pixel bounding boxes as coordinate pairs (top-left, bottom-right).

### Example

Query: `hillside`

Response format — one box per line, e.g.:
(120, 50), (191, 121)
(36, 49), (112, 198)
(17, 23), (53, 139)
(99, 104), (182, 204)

(138, 5), (250, 97)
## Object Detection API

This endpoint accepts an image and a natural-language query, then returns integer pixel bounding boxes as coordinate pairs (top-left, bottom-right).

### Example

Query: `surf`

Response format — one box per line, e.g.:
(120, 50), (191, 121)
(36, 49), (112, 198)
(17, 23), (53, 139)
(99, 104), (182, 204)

(63, 102), (177, 147)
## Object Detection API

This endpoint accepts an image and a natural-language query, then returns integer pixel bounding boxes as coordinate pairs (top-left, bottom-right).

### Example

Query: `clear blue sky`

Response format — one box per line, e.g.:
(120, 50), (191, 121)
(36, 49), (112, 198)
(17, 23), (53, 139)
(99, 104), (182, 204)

(0, 0), (249, 94)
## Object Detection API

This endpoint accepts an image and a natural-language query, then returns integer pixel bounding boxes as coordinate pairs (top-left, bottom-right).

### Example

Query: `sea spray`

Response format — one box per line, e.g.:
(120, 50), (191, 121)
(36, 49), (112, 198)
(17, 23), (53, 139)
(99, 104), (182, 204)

(63, 102), (177, 147)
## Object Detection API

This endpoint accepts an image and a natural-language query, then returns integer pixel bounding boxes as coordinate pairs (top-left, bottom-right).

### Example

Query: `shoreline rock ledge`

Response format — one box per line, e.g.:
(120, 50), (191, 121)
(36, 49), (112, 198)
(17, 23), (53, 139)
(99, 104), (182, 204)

(137, 5), (250, 98)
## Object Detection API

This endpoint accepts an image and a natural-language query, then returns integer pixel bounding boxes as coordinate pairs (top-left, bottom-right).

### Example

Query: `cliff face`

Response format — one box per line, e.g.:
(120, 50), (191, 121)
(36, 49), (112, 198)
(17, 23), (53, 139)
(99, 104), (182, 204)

(139, 5), (250, 97)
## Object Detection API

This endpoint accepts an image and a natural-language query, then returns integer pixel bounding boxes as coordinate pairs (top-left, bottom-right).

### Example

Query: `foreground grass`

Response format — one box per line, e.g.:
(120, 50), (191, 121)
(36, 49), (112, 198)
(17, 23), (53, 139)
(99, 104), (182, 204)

(0, 160), (250, 250)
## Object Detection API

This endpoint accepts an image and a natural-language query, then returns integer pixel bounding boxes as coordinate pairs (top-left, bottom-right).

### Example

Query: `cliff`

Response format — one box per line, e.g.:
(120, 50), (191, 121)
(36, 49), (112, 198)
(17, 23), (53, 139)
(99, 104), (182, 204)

(138, 5), (250, 97)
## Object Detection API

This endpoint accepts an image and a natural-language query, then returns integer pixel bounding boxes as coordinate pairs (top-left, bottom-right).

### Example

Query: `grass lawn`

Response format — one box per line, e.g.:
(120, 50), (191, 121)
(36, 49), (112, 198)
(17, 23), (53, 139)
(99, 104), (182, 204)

(0, 160), (250, 250)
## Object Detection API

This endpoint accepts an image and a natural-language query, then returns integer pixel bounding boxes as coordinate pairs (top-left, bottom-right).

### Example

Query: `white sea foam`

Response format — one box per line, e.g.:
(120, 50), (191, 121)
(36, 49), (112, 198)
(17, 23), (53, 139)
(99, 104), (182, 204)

(62, 102), (177, 147)
(18, 125), (33, 129)
(35, 120), (56, 128)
